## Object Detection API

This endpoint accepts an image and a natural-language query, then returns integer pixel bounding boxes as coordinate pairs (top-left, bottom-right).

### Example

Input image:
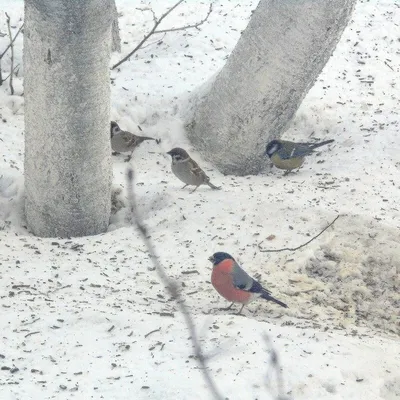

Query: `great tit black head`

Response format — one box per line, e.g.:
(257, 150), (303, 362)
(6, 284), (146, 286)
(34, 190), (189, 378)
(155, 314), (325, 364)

(265, 140), (282, 157)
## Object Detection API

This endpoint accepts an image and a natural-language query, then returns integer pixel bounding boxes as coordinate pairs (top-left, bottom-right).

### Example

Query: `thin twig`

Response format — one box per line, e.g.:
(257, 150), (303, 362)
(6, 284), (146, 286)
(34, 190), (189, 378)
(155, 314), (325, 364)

(5, 13), (14, 95)
(154, 3), (213, 33)
(136, 7), (157, 24)
(259, 215), (340, 253)
(112, 1), (213, 70)
(144, 327), (161, 338)
(126, 168), (224, 400)
(25, 331), (40, 338)
(140, 32), (166, 50)
(112, 0), (184, 70)
(2, 64), (19, 82)
(0, 23), (24, 60)
(384, 60), (394, 71)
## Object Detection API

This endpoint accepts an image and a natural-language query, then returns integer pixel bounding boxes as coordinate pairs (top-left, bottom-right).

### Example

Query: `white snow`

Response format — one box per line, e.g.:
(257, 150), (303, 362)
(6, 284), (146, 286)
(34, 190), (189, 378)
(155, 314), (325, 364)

(0, 0), (399, 399)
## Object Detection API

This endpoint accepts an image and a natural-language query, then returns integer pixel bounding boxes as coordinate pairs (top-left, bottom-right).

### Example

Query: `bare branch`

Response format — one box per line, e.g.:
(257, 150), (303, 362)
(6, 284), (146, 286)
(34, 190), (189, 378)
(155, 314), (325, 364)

(2, 64), (20, 82)
(136, 7), (157, 24)
(111, 1), (213, 70)
(112, 0), (184, 70)
(140, 32), (166, 51)
(126, 168), (224, 400)
(5, 13), (15, 95)
(259, 215), (340, 253)
(0, 22), (24, 60)
(154, 2), (213, 34)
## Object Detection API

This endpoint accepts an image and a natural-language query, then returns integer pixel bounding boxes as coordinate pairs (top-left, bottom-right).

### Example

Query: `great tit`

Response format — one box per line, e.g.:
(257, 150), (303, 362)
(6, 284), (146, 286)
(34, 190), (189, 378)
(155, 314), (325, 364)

(264, 138), (334, 173)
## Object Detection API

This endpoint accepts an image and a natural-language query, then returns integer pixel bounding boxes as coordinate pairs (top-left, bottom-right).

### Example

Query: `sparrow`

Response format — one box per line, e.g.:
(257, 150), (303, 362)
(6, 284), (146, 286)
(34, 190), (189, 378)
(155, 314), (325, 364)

(264, 138), (334, 174)
(209, 252), (288, 314)
(166, 147), (220, 193)
(110, 121), (159, 162)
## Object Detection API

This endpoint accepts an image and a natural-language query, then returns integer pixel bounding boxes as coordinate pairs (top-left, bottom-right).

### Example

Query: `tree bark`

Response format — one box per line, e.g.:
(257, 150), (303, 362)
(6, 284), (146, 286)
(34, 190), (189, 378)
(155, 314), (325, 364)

(111, 1), (121, 53)
(24, 0), (113, 237)
(186, 0), (356, 176)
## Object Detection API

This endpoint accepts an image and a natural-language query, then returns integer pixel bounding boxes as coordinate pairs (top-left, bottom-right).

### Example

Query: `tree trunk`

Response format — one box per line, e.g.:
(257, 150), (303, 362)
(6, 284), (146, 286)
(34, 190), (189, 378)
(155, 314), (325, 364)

(186, 0), (356, 176)
(111, 1), (121, 53)
(24, 0), (113, 237)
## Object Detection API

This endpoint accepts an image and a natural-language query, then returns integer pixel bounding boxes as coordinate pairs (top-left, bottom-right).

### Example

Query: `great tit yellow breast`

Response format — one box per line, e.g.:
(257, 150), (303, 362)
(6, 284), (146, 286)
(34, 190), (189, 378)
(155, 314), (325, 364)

(271, 153), (304, 171)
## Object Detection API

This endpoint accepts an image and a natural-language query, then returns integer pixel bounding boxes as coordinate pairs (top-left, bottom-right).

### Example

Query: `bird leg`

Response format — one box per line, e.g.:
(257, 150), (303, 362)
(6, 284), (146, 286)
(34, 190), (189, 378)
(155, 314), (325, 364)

(181, 184), (188, 189)
(219, 302), (235, 311)
(190, 185), (200, 194)
(124, 150), (134, 162)
(236, 304), (245, 315)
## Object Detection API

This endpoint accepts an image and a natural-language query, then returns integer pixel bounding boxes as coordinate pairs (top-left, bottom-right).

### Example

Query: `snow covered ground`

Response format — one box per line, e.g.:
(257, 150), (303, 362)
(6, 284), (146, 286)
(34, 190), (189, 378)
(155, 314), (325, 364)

(0, 0), (399, 399)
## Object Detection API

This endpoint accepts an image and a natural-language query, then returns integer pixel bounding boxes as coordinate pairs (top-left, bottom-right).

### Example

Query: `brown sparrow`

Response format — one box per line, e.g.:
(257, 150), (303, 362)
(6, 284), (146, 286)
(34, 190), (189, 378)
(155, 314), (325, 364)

(110, 121), (159, 162)
(167, 147), (221, 193)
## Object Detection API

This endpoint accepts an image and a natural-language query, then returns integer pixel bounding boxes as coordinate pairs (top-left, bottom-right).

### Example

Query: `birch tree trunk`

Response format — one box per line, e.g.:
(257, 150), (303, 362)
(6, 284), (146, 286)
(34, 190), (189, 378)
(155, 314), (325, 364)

(187, 0), (356, 176)
(111, 1), (121, 53)
(24, 0), (113, 237)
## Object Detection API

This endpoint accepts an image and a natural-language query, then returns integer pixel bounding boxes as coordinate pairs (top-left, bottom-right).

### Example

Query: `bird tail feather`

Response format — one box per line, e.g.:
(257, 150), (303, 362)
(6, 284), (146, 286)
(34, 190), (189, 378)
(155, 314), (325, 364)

(207, 180), (221, 190)
(310, 139), (334, 150)
(261, 291), (288, 308)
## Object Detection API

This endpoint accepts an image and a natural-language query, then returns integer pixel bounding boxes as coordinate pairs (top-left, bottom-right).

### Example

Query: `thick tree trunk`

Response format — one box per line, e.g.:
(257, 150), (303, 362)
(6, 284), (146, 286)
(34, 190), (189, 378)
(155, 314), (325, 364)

(111, 1), (121, 53)
(24, 0), (113, 237)
(186, 0), (356, 176)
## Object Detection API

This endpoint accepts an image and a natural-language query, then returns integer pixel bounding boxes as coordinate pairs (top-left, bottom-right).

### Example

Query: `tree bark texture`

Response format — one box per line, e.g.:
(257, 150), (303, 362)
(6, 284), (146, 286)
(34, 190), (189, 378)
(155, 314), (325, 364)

(111, 1), (121, 53)
(187, 0), (356, 175)
(24, 0), (113, 237)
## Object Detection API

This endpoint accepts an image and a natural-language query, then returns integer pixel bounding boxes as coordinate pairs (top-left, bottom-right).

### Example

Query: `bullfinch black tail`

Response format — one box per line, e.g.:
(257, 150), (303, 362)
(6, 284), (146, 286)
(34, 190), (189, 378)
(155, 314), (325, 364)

(261, 291), (288, 308)
(309, 139), (335, 150)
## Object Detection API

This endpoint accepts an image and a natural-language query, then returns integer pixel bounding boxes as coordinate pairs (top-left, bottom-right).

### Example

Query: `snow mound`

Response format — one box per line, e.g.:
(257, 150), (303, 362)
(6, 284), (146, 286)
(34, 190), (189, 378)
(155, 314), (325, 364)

(302, 215), (399, 335)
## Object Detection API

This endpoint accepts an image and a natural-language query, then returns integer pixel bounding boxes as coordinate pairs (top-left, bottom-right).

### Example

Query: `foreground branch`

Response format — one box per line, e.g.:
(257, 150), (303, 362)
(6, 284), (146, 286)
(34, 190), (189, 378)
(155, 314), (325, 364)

(263, 335), (290, 400)
(111, 1), (213, 70)
(258, 215), (340, 253)
(126, 168), (224, 400)
(4, 13), (15, 94)
(0, 22), (23, 60)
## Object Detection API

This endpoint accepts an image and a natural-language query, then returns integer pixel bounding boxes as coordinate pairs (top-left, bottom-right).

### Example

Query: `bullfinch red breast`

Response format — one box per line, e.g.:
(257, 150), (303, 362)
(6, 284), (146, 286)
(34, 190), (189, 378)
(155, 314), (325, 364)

(209, 252), (288, 314)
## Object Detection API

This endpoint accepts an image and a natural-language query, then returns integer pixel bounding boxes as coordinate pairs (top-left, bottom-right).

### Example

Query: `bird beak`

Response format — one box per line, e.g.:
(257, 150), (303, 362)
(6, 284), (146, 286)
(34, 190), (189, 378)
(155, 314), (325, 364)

(166, 151), (172, 155)
(208, 256), (214, 264)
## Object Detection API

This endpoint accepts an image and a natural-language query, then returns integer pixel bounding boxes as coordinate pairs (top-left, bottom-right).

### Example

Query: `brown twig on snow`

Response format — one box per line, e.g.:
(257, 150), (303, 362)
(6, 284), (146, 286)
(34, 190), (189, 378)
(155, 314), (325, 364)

(4, 13), (15, 94)
(111, 1), (213, 70)
(144, 327), (161, 338)
(126, 168), (224, 400)
(24, 331), (41, 338)
(258, 215), (340, 253)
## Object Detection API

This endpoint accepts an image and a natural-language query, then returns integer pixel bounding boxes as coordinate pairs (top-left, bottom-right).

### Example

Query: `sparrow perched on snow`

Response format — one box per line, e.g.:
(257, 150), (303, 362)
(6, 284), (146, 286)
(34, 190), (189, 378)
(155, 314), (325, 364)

(209, 252), (288, 314)
(265, 138), (334, 174)
(110, 121), (159, 162)
(166, 147), (220, 193)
